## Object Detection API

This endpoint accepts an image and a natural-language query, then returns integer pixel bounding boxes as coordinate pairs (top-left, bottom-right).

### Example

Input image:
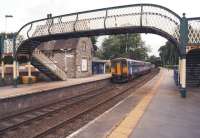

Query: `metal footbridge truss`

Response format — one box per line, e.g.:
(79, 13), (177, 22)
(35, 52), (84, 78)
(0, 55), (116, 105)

(12, 3), (200, 57)
(13, 4), (182, 57)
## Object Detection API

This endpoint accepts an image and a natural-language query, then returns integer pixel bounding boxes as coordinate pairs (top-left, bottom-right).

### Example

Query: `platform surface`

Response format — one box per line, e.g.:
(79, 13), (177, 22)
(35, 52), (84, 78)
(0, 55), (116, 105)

(0, 74), (111, 100)
(129, 70), (200, 138)
(67, 69), (200, 138)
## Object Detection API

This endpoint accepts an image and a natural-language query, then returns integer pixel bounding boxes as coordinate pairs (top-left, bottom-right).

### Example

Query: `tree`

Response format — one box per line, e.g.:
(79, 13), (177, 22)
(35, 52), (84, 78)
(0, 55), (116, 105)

(158, 41), (178, 66)
(91, 36), (98, 46)
(147, 55), (161, 67)
(98, 34), (149, 60)
(130, 47), (149, 60)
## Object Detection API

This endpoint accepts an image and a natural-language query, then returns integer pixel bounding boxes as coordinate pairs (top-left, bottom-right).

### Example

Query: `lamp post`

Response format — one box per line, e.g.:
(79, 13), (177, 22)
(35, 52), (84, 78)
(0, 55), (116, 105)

(5, 15), (13, 33)
(1, 15), (13, 85)
(5, 15), (13, 54)
(4, 15), (17, 87)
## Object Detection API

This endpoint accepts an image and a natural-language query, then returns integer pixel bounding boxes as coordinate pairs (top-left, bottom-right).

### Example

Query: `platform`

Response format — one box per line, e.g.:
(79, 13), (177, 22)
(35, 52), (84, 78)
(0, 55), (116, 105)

(67, 69), (200, 138)
(0, 74), (111, 99)
(0, 74), (111, 119)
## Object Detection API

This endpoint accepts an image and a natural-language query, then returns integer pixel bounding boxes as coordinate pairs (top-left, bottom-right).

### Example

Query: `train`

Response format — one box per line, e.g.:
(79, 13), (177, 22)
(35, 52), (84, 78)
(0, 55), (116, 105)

(111, 58), (155, 82)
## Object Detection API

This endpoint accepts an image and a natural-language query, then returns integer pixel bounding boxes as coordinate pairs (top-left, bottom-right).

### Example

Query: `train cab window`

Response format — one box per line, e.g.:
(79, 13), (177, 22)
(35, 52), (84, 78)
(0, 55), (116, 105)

(121, 60), (127, 68)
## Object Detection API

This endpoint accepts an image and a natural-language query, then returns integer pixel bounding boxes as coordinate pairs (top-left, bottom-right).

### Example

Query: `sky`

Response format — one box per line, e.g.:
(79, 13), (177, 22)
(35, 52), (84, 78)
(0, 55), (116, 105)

(1, 0), (199, 56)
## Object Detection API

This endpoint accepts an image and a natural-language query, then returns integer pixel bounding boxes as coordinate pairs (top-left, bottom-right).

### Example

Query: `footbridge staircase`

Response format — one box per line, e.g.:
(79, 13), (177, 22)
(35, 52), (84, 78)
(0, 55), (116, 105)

(32, 48), (67, 81)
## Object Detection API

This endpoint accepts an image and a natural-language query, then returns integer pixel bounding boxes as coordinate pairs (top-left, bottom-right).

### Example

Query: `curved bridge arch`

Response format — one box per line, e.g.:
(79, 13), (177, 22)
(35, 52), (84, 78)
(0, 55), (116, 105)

(15, 3), (182, 56)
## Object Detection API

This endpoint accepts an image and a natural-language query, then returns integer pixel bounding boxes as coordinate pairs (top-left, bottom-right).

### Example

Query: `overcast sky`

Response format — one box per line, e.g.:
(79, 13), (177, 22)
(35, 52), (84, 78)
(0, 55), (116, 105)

(1, 0), (199, 56)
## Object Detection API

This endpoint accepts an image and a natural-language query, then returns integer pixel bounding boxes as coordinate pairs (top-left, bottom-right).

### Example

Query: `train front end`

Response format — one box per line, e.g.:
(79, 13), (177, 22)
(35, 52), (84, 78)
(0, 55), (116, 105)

(111, 58), (128, 83)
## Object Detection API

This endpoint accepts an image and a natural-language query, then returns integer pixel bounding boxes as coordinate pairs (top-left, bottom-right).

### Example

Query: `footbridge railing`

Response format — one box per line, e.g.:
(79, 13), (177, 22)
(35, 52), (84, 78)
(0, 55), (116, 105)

(14, 3), (182, 54)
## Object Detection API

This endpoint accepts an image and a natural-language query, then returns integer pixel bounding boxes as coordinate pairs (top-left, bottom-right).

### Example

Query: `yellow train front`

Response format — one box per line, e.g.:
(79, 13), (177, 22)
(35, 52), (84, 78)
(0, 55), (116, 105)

(111, 58), (153, 83)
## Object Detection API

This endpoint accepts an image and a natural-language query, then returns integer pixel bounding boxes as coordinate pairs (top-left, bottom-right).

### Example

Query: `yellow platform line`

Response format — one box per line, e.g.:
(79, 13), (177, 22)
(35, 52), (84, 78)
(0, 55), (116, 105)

(107, 71), (163, 138)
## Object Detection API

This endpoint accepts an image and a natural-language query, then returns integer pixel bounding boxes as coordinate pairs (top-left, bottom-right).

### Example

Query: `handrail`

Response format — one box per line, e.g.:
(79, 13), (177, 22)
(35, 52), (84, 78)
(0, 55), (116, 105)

(16, 3), (182, 35)
(12, 3), (185, 59)
(33, 48), (67, 80)
(48, 53), (66, 72)
(15, 3), (182, 46)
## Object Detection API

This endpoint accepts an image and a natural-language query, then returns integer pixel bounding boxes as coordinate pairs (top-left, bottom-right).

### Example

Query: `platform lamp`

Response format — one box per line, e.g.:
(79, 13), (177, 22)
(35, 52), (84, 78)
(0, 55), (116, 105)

(1, 15), (13, 86)
(5, 15), (17, 87)
(4, 15), (13, 58)
(5, 15), (13, 33)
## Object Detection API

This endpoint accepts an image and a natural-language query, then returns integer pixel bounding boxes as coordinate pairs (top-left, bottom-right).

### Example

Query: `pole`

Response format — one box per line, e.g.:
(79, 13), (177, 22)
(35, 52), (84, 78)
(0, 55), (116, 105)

(16, 61), (19, 82)
(181, 59), (186, 88)
(0, 34), (5, 85)
(65, 50), (67, 72)
(28, 61), (31, 77)
(179, 13), (188, 98)
(5, 17), (7, 33)
(13, 35), (17, 87)
(13, 60), (17, 86)
(178, 57), (181, 86)
(1, 59), (5, 80)
(5, 15), (13, 33)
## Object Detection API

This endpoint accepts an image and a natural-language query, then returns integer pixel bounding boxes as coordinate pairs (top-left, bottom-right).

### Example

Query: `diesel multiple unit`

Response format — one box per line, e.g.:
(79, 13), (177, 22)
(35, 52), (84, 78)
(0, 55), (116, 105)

(111, 58), (154, 82)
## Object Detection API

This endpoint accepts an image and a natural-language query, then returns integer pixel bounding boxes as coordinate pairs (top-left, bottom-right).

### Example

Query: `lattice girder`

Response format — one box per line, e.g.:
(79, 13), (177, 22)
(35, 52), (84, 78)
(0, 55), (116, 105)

(188, 18), (200, 45)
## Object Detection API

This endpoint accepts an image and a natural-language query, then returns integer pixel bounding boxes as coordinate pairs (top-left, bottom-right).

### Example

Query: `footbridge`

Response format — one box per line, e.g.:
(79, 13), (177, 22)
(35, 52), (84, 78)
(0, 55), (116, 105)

(1, 3), (200, 97)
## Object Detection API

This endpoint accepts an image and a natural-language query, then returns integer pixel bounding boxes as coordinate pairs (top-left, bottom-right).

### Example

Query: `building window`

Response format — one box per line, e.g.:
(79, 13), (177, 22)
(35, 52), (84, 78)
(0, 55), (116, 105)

(81, 58), (88, 71)
(82, 42), (86, 51)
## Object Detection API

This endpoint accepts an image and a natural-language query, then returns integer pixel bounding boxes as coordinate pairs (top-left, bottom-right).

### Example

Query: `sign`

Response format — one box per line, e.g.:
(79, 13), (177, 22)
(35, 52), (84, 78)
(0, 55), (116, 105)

(81, 58), (88, 71)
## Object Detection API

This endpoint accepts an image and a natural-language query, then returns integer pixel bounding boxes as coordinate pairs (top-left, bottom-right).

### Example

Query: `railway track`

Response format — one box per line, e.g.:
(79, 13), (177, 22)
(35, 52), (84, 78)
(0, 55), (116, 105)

(0, 85), (115, 137)
(0, 69), (159, 138)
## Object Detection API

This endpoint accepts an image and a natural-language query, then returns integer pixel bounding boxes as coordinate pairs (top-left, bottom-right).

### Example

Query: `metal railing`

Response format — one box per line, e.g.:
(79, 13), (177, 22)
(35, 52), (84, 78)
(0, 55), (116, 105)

(15, 3), (183, 54)
(33, 48), (67, 80)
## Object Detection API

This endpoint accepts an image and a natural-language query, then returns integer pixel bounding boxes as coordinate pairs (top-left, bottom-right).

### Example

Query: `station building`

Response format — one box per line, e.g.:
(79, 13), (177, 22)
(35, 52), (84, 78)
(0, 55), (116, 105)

(186, 46), (200, 87)
(92, 57), (110, 74)
(0, 37), (95, 85)
(37, 37), (93, 78)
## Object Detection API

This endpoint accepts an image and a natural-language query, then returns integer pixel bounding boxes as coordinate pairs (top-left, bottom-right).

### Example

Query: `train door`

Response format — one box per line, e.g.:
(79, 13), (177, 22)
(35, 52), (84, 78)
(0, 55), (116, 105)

(116, 62), (121, 75)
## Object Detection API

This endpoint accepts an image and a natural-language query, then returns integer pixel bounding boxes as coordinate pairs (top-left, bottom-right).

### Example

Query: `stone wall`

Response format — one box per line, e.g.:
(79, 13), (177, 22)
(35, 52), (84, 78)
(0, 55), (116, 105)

(37, 37), (93, 79)
(53, 52), (76, 78)
(75, 37), (93, 78)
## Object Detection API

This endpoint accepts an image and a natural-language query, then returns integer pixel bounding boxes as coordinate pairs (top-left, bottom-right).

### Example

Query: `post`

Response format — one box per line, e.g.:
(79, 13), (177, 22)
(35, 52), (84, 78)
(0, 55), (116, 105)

(1, 59), (5, 81)
(64, 50), (67, 72)
(28, 61), (32, 77)
(13, 60), (17, 87)
(27, 60), (33, 84)
(181, 59), (186, 87)
(179, 13), (188, 98)
(178, 57), (181, 86)
(0, 34), (5, 85)
(16, 61), (19, 83)
(13, 35), (17, 87)
(104, 63), (106, 74)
